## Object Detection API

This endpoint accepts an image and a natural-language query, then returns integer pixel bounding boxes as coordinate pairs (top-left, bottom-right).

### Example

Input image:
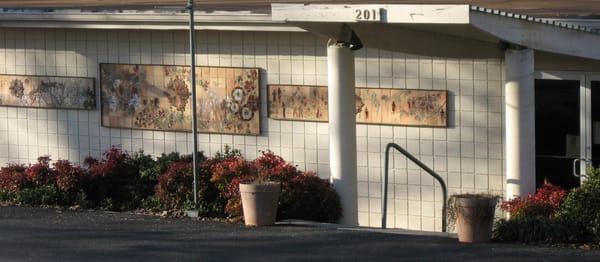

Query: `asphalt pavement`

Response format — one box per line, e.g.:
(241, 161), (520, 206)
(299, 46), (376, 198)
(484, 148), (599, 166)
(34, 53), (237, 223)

(0, 206), (598, 261)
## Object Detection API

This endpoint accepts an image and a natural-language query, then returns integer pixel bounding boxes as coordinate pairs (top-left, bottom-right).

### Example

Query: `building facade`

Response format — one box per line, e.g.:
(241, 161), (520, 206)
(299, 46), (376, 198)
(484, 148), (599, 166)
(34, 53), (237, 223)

(0, 2), (599, 231)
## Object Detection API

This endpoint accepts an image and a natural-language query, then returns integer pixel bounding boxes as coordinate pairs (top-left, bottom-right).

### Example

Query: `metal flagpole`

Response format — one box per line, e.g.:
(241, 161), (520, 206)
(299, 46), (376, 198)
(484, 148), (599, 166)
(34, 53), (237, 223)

(188, 0), (199, 208)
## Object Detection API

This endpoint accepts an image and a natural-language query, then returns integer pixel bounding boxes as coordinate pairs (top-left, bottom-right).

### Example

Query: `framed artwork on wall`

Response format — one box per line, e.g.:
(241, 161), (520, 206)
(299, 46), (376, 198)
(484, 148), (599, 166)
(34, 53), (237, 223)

(100, 64), (260, 135)
(268, 85), (328, 122)
(0, 74), (95, 110)
(196, 67), (260, 135)
(268, 85), (447, 127)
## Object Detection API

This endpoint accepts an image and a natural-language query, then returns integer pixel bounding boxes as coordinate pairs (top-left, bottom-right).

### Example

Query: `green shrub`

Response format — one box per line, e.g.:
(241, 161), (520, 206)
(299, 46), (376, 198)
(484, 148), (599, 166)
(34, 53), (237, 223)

(496, 167), (600, 245)
(139, 196), (162, 211)
(196, 158), (226, 217)
(125, 151), (159, 210)
(213, 145), (242, 160)
(84, 147), (156, 211)
(14, 185), (64, 206)
(0, 190), (13, 202)
(493, 216), (579, 244)
(155, 158), (224, 217)
(557, 167), (600, 243)
(279, 172), (341, 223)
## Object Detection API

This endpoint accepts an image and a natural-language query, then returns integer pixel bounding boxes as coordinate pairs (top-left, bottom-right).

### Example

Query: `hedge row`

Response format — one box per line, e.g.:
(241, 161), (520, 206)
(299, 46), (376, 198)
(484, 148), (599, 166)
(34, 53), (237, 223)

(0, 146), (342, 223)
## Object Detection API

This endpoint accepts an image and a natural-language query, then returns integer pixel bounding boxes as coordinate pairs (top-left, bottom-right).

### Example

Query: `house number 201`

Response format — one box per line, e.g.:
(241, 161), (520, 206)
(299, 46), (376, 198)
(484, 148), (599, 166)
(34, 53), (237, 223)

(354, 9), (381, 22)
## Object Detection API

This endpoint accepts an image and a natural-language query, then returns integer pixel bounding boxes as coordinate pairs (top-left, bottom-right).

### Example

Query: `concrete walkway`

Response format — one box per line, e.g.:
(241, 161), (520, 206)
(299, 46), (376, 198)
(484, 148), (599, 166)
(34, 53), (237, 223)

(0, 206), (598, 261)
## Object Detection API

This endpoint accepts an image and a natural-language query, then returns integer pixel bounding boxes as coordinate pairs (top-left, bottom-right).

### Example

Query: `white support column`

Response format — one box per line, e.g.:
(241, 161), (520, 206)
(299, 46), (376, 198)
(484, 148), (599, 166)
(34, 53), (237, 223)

(505, 48), (536, 199)
(328, 43), (358, 225)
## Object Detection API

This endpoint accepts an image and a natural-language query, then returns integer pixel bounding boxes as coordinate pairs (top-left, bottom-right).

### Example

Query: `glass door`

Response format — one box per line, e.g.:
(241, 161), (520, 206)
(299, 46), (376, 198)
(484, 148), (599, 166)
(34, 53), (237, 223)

(535, 74), (583, 190)
(535, 72), (600, 189)
(587, 77), (600, 172)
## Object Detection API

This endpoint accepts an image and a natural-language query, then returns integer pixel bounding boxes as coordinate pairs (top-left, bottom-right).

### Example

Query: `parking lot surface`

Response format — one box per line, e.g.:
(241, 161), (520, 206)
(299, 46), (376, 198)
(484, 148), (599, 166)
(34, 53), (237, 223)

(1, 206), (599, 261)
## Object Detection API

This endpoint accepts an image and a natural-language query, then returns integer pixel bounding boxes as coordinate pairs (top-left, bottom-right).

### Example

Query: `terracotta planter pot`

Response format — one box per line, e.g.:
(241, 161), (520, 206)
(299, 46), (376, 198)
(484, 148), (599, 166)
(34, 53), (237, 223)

(455, 196), (497, 243)
(239, 182), (281, 226)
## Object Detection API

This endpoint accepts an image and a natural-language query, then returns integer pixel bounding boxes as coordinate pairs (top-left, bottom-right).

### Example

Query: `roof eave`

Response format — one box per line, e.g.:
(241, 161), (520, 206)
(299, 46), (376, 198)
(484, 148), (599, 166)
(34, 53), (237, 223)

(0, 10), (304, 32)
(470, 8), (600, 60)
(272, 3), (600, 60)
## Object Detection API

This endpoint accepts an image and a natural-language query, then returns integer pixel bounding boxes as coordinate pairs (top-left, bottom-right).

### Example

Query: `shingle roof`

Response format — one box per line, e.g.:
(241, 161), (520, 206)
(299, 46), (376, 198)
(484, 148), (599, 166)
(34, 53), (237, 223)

(471, 5), (600, 33)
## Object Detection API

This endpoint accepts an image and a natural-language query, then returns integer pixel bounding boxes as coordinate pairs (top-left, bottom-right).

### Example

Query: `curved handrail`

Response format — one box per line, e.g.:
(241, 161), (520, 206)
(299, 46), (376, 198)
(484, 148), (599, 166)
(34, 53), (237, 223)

(382, 142), (447, 232)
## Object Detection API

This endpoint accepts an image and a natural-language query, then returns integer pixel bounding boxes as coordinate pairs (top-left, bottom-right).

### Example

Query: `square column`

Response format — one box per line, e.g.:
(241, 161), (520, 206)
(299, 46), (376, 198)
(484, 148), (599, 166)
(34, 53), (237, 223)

(505, 48), (536, 199)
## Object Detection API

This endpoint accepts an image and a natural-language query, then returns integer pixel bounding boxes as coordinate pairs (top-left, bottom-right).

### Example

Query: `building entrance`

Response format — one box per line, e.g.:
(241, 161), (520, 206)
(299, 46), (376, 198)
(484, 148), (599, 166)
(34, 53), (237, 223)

(535, 73), (600, 190)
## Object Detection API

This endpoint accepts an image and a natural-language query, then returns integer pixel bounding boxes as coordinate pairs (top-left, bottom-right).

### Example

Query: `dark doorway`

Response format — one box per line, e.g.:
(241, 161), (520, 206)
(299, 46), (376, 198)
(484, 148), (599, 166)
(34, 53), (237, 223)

(591, 81), (600, 169)
(535, 79), (581, 190)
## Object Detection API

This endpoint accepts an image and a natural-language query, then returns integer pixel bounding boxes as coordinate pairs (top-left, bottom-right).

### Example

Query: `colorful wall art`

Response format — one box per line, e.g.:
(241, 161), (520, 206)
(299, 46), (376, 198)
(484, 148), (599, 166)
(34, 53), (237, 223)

(196, 67), (260, 135)
(0, 75), (95, 110)
(100, 64), (260, 135)
(268, 85), (329, 122)
(268, 85), (447, 127)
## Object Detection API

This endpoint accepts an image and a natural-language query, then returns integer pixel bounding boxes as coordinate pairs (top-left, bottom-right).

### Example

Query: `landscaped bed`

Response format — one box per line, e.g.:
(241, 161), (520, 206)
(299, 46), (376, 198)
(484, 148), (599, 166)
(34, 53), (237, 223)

(493, 168), (600, 247)
(3, 145), (600, 247)
(0, 146), (341, 224)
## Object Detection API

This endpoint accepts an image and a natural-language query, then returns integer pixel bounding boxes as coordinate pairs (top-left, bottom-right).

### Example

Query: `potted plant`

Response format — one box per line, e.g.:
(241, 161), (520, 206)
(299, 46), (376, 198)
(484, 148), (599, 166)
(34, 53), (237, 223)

(239, 179), (281, 226)
(209, 149), (341, 226)
(448, 193), (499, 243)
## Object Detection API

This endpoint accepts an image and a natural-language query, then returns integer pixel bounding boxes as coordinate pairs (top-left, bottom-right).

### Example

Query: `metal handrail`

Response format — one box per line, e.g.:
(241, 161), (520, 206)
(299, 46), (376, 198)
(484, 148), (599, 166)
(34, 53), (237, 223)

(382, 142), (448, 232)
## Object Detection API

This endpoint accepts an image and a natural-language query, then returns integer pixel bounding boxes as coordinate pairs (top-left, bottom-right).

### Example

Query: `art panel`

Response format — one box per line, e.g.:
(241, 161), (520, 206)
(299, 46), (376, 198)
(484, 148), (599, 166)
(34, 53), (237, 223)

(0, 75), (95, 110)
(100, 64), (260, 135)
(268, 85), (447, 127)
(268, 85), (328, 121)
(196, 67), (260, 135)
(389, 89), (447, 127)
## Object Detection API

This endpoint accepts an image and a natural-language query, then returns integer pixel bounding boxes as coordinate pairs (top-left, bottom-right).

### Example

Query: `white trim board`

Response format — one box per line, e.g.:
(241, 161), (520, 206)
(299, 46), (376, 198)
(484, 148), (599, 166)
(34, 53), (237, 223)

(272, 4), (470, 24)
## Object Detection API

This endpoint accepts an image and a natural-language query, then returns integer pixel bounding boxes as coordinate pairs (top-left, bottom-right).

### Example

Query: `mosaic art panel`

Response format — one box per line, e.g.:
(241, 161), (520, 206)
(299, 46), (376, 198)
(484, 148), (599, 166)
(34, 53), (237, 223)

(0, 75), (95, 110)
(100, 64), (260, 134)
(268, 85), (447, 127)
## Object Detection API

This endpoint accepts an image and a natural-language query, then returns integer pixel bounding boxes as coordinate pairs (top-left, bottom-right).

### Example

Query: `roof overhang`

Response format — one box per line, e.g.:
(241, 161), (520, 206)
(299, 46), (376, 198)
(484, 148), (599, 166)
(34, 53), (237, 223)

(272, 4), (600, 60)
(0, 10), (304, 32)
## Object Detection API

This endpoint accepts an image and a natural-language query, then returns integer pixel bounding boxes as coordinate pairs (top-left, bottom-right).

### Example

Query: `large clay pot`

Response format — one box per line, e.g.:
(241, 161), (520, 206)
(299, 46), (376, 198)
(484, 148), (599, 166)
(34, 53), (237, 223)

(455, 195), (497, 243)
(239, 182), (281, 226)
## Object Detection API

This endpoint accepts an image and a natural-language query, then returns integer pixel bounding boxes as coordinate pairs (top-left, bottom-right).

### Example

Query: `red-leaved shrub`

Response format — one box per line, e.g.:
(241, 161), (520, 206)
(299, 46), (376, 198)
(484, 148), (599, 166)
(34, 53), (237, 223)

(87, 146), (128, 178)
(501, 180), (567, 219)
(0, 163), (28, 193)
(54, 160), (87, 192)
(26, 156), (56, 187)
(155, 157), (223, 216)
(209, 156), (256, 219)
(208, 150), (342, 223)
(155, 161), (195, 210)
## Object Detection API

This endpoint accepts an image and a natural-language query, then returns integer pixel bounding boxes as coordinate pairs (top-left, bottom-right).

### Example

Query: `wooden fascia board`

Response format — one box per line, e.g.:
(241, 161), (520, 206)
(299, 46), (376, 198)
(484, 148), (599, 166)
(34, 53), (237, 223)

(272, 4), (470, 24)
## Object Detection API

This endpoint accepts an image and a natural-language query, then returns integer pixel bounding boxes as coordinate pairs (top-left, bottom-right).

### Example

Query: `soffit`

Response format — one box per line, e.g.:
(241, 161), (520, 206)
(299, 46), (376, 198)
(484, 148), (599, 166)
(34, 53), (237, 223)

(272, 4), (600, 60)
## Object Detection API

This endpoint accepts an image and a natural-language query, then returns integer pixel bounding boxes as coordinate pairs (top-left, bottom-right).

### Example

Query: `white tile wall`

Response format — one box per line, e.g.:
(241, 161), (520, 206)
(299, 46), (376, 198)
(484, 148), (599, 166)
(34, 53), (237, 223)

(0, 28), (505, 232)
